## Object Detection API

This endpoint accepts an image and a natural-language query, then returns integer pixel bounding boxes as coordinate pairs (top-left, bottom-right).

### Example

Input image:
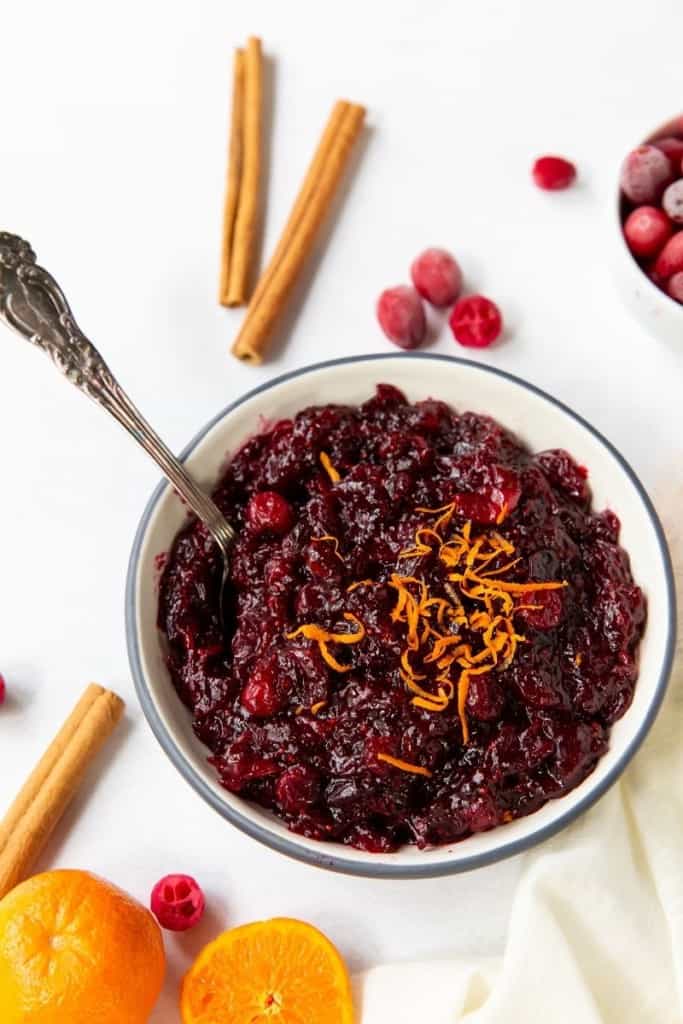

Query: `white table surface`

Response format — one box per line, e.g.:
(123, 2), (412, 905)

(1, 0), (682, 1017)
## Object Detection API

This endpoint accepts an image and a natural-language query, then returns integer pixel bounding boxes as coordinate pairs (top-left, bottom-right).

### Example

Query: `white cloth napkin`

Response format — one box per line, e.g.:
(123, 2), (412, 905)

(356, 519), (683, 1024)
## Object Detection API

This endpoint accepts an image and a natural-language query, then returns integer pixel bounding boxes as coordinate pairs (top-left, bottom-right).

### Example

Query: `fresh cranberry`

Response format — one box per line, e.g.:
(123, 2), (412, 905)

(662, 180), (683, 224)
(246, 491), (294, 536)
(410, 248), (462, 307)
(0, 675), (5, 706)
(532, 155), (576, 191)
(241, 659), (285, 717)
(449, 295), (502, 348)
(623, 205), (672, 257)
(653, 231), (683, 278)
(150, 874), (205, 931)
(276, 765), (321, 814)
(668, 271), (683, 302)
(376, 285), (427, 349)
(652, 136), (683, 167)
(620, 145), (673, 204)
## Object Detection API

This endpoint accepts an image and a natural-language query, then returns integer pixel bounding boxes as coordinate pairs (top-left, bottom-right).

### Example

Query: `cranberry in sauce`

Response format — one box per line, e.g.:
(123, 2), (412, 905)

(158, 385), (645, 852)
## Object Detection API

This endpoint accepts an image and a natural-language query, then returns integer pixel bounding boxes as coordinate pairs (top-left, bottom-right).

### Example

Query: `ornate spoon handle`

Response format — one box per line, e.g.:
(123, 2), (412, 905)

(0, 232), (236, 554)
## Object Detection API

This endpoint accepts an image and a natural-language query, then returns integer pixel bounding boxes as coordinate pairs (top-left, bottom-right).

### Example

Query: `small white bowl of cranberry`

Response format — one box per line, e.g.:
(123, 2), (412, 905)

(616, 116), (683, 343)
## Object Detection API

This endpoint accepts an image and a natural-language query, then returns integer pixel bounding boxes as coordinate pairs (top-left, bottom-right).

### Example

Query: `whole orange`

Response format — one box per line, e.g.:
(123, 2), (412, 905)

(0, 869), (165, 1024)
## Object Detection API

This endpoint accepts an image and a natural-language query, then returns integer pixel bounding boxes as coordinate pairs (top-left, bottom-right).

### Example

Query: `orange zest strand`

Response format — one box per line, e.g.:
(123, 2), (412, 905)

(347, 579), (374, 592)
(312, 534), (344, 561)
(377, 753), (432, 777)
(319, 643), (350, 672)
(319, 451), (341, 483)
(287, 613), (365, 674)
(310, 701), (327, 715)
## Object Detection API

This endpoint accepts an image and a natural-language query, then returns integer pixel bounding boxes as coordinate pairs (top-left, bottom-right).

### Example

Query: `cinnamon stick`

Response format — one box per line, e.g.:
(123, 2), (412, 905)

(218, 47), (245, 306)
(231, 100), (365, 364)
(245, 100), (350, 315)
(222, 36), (263, 307)
(0, 684), (124, 899)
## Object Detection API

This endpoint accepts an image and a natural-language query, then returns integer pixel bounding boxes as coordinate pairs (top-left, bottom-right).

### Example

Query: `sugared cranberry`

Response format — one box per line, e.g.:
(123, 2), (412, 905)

(0, 675), (5, 705)
(276, 765), (321, 814)
(667, 271), (683, 302)
(623, 205), (672, 257)
(246, 491), (294, 536)
(653, 231), (683, 278)
(241, 659), (285, 717)
(652, 136), (683, 168)
(620, 145), (673, 204)
(410, 248), (462, 307)
(449, 295), (502, 348)
(532, 155), (576, 191)
(376, 285), (427, 349)
(151, 874), (205, 932)
(662, 180), (683, 224)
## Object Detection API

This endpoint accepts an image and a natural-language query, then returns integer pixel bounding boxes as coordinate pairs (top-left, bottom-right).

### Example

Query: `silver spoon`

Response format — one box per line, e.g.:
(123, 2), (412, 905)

(0, 232), (236, 616)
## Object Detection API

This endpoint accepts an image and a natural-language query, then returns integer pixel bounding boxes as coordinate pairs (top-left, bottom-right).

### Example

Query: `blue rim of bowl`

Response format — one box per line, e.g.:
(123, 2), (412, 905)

(126, 352), (676, 879)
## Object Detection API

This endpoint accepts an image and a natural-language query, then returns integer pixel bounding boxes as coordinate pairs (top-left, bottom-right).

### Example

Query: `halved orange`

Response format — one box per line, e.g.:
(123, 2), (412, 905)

(180, 917), (354, 1023)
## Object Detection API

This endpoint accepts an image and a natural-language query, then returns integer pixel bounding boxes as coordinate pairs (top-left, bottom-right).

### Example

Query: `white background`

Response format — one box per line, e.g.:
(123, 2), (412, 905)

(0, 0), (682, 1018)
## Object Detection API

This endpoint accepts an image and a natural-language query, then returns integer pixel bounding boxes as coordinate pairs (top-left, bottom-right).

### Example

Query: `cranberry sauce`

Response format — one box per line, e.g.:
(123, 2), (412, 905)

(158, 385), (646, 852)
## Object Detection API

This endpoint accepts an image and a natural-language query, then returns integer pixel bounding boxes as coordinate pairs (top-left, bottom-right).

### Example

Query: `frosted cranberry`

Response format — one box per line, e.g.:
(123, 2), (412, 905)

(376, 285), (427, 349)
(620, 145), (673, 203)
(449, 295), (502, 348)
(623, 205), (672, 257)
(151, 874), (205, 931)
(0, 675), (5, 705)
(276, 765), (321, 814)
(241, 659), (285, 717)
(410, 248), (462, 307)
(246, 491), (294, 536)
(532, 155), (576, 190)
(653, 136), (683, 167)
(668, 271), (683, 302)
(662, 180), (683, 224)
(653, 231), (683, 278)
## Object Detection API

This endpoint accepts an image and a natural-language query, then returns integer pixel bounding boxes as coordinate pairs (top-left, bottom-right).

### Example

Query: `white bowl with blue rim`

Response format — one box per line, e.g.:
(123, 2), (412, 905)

(126, 354), (675, 878)
(611, 113), (683, 346)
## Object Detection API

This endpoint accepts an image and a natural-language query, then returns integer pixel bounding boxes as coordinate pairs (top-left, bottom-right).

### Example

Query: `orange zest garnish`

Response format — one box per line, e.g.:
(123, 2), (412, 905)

(347, 579), (374, 592)
(310, 701), (327, 715)
(287, 613), (365, 674)
(389, 504), (567, 743)
(376, 753), (432, 777)
(319, 451), (341, 483)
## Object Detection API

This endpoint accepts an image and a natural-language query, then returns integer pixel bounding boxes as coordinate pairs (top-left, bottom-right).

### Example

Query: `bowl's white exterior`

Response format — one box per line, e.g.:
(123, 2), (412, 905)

(611, 114), (683, 347)
(126, 355), (675, 878)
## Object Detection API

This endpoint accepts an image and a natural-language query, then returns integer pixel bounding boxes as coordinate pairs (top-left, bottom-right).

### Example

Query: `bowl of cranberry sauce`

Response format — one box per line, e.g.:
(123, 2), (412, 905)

(127, 355), (674, 878)
(614, 114), (683, 345)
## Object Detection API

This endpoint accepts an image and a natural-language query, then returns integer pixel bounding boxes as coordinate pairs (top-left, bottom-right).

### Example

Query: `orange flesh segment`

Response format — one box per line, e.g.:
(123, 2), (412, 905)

(180, 918), (354, 1024)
